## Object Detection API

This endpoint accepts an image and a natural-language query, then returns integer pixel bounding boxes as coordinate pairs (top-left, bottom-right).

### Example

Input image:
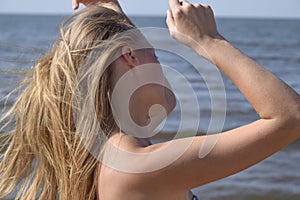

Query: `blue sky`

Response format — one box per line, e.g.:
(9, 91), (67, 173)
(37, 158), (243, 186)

(1, 0), (300, 18)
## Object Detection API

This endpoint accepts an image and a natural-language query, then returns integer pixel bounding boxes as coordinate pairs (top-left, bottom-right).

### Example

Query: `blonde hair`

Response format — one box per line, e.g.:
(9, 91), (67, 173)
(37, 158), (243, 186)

(0, 3), (139, 199)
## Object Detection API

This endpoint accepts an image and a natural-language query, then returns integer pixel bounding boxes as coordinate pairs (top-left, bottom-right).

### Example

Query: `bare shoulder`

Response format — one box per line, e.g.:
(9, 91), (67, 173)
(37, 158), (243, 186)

(98, 133), (186, 199)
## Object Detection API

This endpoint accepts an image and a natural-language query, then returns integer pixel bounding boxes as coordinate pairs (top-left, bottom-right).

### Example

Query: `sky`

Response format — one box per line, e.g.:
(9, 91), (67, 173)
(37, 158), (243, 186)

(1, 0), (300, 18)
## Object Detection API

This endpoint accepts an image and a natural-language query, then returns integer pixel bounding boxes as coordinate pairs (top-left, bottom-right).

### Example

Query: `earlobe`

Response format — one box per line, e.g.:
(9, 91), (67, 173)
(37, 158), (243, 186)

(121, 46), (139, 68)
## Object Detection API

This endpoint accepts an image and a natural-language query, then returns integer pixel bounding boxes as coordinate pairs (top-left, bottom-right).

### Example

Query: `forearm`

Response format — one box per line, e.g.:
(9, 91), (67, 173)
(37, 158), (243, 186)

(163, 1), (300, 191)
(197, 38), (300, 120)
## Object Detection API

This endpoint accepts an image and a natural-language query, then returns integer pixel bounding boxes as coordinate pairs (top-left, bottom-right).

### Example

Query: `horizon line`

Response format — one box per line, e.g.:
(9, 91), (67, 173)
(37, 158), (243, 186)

(1, 12), (300, 20)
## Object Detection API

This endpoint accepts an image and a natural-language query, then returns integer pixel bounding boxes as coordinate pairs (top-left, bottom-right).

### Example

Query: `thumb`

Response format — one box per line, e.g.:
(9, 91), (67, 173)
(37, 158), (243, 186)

(166, 9), (176, 31)
(72, 0), (79, 10)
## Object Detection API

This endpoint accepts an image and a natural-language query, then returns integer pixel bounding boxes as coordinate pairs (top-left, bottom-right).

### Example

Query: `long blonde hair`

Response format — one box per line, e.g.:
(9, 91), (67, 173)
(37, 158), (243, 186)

(0, 4), (137, 199)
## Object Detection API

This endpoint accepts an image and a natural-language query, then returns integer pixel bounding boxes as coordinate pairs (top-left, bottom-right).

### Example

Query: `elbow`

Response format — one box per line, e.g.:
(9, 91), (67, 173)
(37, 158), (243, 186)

(274, 100), (300, 137)
(294, 104), (300, 135)
(293, 112), (300, 139)
(284, 104), (300, 136)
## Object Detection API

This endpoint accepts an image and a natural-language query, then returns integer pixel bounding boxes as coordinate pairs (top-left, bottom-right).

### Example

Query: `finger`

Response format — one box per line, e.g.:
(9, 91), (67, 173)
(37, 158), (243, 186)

(166, 9), (175, 30)
(72, 0), (79, 10)
(169, 0), (181, 10)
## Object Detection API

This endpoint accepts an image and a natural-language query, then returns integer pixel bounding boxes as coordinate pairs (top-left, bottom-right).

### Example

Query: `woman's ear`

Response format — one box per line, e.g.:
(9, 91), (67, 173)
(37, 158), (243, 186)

(121, 46), (140, 68)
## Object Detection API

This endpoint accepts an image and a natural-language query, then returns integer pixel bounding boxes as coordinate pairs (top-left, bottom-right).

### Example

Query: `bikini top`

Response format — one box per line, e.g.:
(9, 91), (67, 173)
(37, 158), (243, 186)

(192, 194), (199, 200)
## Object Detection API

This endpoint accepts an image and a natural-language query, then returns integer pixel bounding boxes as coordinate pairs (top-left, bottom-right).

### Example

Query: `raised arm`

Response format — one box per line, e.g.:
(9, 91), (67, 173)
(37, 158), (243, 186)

(136, 0), (300, 192)
(166, 0), (300, 126)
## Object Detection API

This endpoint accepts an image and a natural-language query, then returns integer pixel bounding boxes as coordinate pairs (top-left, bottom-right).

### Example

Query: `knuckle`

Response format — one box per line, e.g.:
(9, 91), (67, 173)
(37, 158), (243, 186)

(173, 8), (183, 18)
(185, 3), (193, 9)
(203, 4), (212, 11)
(182, 3), (196, 14)
(194, 3), (202, 8)
(184, 3), (194, 12)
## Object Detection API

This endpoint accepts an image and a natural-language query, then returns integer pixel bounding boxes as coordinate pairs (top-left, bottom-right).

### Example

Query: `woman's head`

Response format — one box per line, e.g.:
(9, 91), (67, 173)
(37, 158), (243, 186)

(67, 4), (176, 138)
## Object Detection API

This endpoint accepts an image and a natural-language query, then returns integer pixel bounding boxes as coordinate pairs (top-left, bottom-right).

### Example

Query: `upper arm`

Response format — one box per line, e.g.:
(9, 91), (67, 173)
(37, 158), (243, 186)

(138, 118), (300, 192)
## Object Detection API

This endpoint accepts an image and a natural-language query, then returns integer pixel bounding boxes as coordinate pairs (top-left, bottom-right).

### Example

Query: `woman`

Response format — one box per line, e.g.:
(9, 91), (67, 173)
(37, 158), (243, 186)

(0, 0), (299, 199)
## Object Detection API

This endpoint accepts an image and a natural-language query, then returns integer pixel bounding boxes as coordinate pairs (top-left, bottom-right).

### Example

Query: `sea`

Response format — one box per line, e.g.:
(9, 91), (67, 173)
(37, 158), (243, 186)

(0, 14), (299, 199)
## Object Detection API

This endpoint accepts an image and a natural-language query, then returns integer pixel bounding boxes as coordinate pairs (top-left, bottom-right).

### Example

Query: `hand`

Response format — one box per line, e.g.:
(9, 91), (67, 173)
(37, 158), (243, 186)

(72, 0), (118, 10)
(166, 0), (222, 50)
